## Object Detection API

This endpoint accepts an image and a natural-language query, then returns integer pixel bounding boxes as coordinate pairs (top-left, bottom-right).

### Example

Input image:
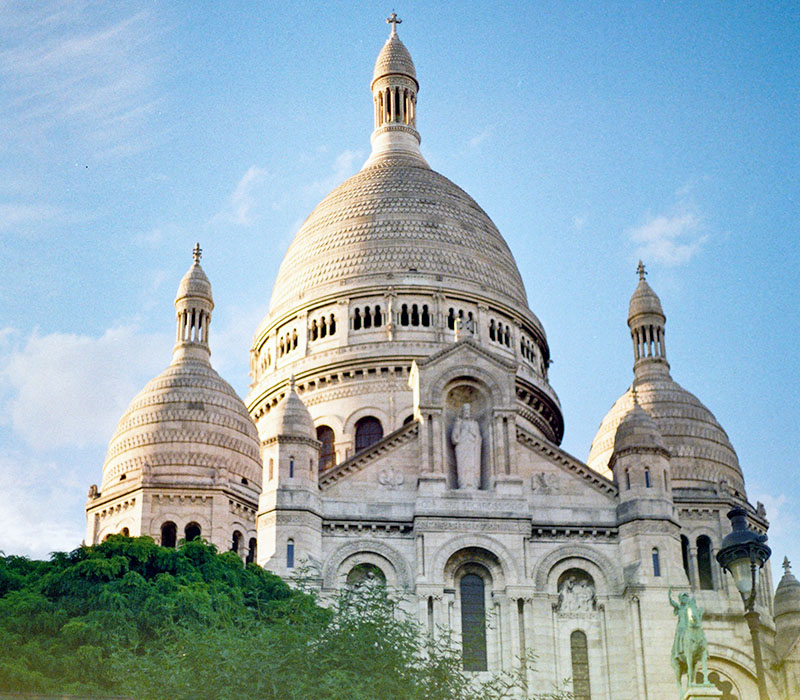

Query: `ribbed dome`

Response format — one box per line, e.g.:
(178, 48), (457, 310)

(628, 278), (663, 320)
(269, 380), (314, 438)
(176, 261), (213, 305)
(101, 359), (261, 491)
(268, 153), (528, 315)
(612, 398), (667, 455)
(372, 32), (417, 86)
(588, 377), (743, 492)
(775, 558), (800, 619)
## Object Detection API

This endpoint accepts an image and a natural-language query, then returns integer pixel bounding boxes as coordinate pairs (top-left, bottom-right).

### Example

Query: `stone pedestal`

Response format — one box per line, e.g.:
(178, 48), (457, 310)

(682, 684), (723, 700)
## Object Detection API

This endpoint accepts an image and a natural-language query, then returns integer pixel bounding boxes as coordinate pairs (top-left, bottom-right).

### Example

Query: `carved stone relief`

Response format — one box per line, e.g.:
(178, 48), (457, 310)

(556, 568), (596, 616)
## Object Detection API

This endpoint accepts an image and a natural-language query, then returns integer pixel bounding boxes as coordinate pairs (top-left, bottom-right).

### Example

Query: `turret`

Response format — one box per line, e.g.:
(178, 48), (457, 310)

(256, 377), (322, 574)
(775, 557), (800, 658)
(610, 391), (682, 584)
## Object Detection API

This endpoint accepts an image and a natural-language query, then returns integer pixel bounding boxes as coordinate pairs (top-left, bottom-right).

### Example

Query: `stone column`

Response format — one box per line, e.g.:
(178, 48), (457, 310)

(689, 546), (700, 589)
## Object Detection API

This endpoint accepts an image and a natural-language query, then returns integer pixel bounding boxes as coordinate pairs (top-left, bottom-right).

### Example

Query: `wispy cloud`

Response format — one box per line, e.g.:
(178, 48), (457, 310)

(0, 203), (60, 233)
(211, 166), (269, 227)
(0, 324), (170, 449)
(627, 211), (708, 266)
(0, 2), (167, 157)
(468, 127), (492, 149)
(306, 150), (362, 199)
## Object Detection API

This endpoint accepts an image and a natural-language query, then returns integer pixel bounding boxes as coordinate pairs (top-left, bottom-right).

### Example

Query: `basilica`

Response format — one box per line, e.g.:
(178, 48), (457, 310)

(85, 18), (800, 700)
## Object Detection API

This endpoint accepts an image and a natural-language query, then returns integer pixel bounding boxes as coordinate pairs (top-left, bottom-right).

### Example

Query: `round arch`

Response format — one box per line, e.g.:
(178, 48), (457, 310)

(431, 534), (521, 587)
(533, 544), (623, 596)
(321, 539), (413, 590)
(427, 364), (511, 409)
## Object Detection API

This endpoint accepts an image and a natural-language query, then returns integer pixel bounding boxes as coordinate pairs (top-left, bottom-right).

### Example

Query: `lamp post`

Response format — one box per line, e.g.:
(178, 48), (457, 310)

(716, 506), (772, 700)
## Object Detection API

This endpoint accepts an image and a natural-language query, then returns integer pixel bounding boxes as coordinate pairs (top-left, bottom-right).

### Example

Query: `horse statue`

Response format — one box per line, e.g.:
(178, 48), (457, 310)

(669, 587), (711, 697)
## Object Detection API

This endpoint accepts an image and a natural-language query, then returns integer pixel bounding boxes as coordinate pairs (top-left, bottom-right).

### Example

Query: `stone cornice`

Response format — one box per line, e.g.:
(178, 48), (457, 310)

(319, 421), (419, 488)
(516, 426), (618, 498)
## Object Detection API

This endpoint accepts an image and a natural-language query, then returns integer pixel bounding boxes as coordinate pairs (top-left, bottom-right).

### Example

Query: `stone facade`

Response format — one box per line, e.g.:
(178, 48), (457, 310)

(86, 19), (800, 700)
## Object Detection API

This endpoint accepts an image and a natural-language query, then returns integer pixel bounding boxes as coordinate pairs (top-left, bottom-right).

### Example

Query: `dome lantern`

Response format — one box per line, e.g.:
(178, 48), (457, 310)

(173, 243), (214, 364)
(367, 14), (424, 165)
(628, 261), (669, 382)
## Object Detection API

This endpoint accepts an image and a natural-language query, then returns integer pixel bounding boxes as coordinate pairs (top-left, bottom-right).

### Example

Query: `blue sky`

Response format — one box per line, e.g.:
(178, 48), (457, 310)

(0, 1), (797, 587)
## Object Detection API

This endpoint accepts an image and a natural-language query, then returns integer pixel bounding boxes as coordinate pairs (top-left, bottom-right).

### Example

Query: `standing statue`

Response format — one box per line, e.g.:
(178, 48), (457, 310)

(669, 587), (711, 697)
(451, 403), (481, 489)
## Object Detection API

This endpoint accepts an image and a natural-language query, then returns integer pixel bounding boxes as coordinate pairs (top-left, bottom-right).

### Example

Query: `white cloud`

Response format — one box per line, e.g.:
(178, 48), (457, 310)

(627, 211), (708, 266)
(0, 324), (170, 449)
(0, 447), (85, 558)
(211, 166), (268, 227)
(572, 215), (587, 232)
(307, 149), (362, 199)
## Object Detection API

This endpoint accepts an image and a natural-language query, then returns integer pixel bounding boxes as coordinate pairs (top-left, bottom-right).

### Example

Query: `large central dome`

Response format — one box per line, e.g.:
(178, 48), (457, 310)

(268, 152), (528, 316)
(248, 20), (563, 450)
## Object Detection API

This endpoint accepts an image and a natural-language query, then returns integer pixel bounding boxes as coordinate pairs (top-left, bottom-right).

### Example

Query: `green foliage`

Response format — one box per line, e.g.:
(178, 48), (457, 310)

(0, 538), (571, 700)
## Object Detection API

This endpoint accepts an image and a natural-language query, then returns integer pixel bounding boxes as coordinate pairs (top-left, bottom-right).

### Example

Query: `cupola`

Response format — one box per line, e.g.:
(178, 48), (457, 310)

(628, 261), (669, 382)
(775, 557), (800, 657)
(367, 13), (424, 164)
(173, 243), (214, 363)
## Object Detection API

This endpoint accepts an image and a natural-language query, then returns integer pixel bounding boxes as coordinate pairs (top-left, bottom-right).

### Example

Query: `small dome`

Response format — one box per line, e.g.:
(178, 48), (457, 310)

(588, 377), (743, 492)
(372, 32), (417, 87)
(269, 380), (314, 438)
(612, 398), (667, 455)
(628, 278), (664, 321)
(101, 360), (261, 492)
(775, 558), (800, 620)
(176, 262), (213, 305)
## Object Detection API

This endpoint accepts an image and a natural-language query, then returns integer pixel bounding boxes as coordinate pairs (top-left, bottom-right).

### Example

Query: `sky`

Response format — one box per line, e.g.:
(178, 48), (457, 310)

(0, 1), (797, 587)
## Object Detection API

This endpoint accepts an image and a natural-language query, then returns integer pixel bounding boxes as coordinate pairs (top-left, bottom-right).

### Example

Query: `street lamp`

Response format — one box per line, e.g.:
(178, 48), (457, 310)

(716, 506), (772, 700)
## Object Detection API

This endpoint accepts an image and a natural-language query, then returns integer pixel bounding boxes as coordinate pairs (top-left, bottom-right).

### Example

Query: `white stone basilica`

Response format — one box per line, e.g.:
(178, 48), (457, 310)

(86, 18), (800, 700)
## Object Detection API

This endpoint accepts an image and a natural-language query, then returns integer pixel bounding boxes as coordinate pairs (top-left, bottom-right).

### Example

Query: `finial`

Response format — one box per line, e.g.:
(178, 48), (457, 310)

(636, 260), (647, 282)
(631, 385), (639, 405)
(386, 11), (402, 35)
(289, 374), (296, 391)
(192, 242), (202, 264)
(784, 556), (792, 576)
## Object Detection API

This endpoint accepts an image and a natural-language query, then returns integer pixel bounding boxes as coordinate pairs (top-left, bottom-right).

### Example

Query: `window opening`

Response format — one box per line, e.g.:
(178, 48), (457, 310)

(570, 630), (592, 700)
(460, 573), (488, 672)
(287, 539), (295, 568)
(697, 536), (714, 590)
(355, 417), (383, 452)
(246, 538), (257, 564)
(317, 425), (335, 469)
(161, 521), (177, 548)
(185, 522), (201, 542)
(652, 548), (661, 577)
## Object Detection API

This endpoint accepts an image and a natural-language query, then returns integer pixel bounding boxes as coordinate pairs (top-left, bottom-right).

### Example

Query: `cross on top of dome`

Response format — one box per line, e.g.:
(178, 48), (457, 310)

(386, 12), (402, 34)
(785, 556), (792, 576)
(193, 242), (202, 264)
(637, 260), (647, 281)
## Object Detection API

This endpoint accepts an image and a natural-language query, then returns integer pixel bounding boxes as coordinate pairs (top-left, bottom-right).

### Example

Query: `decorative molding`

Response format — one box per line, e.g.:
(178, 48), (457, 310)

(321, 538), (413, 590)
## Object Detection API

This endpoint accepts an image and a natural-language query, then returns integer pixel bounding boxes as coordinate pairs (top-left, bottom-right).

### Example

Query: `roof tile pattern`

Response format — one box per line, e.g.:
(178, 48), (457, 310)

(587, 377), (743, 491)
(269, 154), (528, 314)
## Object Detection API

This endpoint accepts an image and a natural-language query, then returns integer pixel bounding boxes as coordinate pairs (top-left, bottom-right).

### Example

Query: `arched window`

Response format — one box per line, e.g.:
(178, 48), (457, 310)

(120, 527), (130, 536)
(355, 417), (383, 452)
(231, 530), (242, 553)
(411, 304), (420, 326)
(268, 458), (274, 481)
(421, 305), (430, 326)
(400, 304), (409, 326)
(625, 469), (631, 490)
(310, 320), (318, 340)
(489, 319), (496, 341)
(373, 306), (382, 326)
(645, 468), (651, 488)
(364, 306), (372, 328)
(317, 425), (335, 469)
(161, 521), (177, 548)
(570, 630), (592, 700)
(353, 308), (362, 330)
(346, 563), (386, 586)
(681, 535), (691, 582)
(289, 456), (295, 478)
(652, 548), (661, 577)
(460, 573), (487, 672)
(287, 539), (295, 568)
(697, 535), (714, 590)
(185, 522), (201, 541)
(320, 316), (327, 338)
(447, 308), (456, 330)
(402, 414), (415, 425)
(246, 538), (257, 564)
(329, 314), (336, 334)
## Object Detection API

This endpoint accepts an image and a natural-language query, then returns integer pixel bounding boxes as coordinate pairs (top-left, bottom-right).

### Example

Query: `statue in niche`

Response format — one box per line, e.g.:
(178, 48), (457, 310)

(451, 403), (481, 489)
(557, 571), (595, 614)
